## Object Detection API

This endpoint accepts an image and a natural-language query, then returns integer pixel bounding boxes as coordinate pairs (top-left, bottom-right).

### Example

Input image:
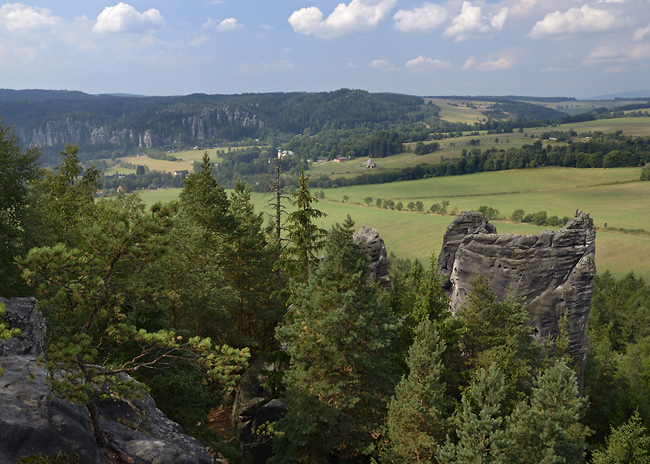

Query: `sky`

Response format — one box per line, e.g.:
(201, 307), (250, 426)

(0, 0), (649, 98)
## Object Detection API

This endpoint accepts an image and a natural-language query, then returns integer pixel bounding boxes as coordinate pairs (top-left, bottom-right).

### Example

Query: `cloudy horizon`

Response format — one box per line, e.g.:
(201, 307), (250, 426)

(0, 0), (649, 98)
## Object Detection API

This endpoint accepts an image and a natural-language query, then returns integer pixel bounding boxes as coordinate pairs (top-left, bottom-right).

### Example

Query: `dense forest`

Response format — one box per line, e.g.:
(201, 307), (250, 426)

(0, 88), (618, 166)
(3, 112), (650, 463)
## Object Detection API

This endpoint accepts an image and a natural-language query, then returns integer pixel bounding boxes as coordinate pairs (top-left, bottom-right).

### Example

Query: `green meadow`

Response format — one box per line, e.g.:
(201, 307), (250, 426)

(137, 166), (650, 281)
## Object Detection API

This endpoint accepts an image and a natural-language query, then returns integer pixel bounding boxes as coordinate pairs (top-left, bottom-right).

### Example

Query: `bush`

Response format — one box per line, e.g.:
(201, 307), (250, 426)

(641, 163), (650, 181)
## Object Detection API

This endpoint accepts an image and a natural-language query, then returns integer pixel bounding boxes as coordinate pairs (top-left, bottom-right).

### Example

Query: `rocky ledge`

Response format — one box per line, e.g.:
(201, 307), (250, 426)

(0, 297), (212, 464)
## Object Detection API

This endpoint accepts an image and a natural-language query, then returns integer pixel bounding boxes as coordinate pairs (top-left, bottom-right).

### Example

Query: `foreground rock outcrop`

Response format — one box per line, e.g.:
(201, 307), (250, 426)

(0, 297), (212, 464)
(438, 210), (596, 379)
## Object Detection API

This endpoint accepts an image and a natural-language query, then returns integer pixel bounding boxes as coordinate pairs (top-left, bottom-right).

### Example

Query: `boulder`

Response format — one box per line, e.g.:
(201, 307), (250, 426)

(353, 227), (392, 290)
(0, 297), (212, 464)
(437, 211), (596, 380)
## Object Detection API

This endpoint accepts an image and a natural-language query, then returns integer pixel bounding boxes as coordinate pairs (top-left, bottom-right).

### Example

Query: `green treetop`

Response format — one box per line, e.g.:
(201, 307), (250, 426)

(272, 216), (397, 463)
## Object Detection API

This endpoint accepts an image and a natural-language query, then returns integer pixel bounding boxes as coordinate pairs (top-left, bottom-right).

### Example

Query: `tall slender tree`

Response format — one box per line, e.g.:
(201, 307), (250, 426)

(385, 318), (450, 463)
(273, 217), (397, 463)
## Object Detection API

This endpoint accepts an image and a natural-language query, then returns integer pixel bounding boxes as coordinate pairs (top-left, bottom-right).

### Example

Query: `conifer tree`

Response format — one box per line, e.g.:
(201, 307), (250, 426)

(457, 274), (538, 408)
(504, 359), (591, 464)
(439, 363), (507, 464)
(591, 411), (650, 464)
(273, 216), (397, 463)
(278, 169), (327, 283)
(180, 152), (232, 235)
(385, 317), (450, 463)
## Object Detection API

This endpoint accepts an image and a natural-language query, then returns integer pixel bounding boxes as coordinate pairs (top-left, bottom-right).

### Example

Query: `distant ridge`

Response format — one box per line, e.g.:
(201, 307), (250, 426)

(587, 90), (650, 100)
(0, 88), (95, 101)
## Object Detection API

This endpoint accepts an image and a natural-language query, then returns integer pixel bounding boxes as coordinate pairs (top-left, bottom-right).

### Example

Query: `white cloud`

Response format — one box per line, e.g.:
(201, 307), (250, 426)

(583, 43), (650, 63)
(217, 18), (241, 31)
(462, 49), (520, 70)
(369, 59), (396, 70)
(405, 55), (451, 69)
(93, 3), (165, 34)
(529, 5), (622, 38)
(288, 0), (396, 39)
(462, 56), (478, 70)
(393, 3), (447, 33)
(443, 2), (509, 41)
(634, 25), (650, 41)
(0, 3), (62, 33)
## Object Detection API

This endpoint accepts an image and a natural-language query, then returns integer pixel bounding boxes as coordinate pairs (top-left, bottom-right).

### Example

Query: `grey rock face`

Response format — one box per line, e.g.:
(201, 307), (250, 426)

(0, 297), (212, 464)
(353, 227), (392, 290)
(437, 211), (596, 379)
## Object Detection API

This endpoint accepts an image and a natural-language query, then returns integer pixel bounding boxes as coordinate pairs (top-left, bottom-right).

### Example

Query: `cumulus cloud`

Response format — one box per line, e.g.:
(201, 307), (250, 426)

(288, 0), (396, 39)
(0, 3), (62, 32)
(529, 5), (622, 38)
(462, 50), (519, 70)
(404, 55), (452, 69)
(443, 2), (509, 41)
(393, 3), (447, 33)
(217, 18), (242, 31)
(93, 2), (165, 34)
(369, 59), (396, 70)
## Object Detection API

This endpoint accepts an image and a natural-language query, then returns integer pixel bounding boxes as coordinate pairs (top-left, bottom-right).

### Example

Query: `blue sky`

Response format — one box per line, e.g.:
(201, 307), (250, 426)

(0, 0), (649, 98)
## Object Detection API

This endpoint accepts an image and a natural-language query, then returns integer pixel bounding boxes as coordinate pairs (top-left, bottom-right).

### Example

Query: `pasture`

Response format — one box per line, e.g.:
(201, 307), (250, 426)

(136, 166), (650, 280)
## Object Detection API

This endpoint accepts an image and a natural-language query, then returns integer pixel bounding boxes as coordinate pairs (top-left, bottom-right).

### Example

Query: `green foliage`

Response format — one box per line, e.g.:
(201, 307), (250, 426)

(273, 217), (397, 463)
(0, 301), (20, 341)
(179, 153), (231, 235)
(277, 170), (327, 283)
(504, 359), (591, 464)
(385, 318), (450, 463)
(439, 364), (507, 464)
(456, 274), (538, 410)
(20, 195), (248, 445)
(591, 411), (650, 464)
(641, 163), (650, 181)
(478, 205), (500, 219)
(511, 209), (525, 223)
(30, 144), (100, 248)
(0, 118), (41, 296)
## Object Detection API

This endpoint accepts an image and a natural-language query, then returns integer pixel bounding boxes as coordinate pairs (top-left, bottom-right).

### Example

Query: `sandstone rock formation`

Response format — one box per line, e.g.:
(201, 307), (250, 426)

(353, 226), (392, 290)
(0, 297), (212, 464)
(437, 210), (596, 379)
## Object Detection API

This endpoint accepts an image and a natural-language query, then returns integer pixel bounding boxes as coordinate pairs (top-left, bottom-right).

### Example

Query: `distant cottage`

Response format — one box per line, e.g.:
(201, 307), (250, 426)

(334, 156), (349, 163)
(173, 170), (189, 177)
(364, 158), (376, 169)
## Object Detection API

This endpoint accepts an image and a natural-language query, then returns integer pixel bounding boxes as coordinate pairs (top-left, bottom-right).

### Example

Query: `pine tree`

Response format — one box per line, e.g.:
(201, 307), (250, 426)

(591, 411), (650, 464)
(439, 363), (507, 464)
(272, 216), (397, 463)
(385, 317), (450, 463)
(504, 359), (591, 464)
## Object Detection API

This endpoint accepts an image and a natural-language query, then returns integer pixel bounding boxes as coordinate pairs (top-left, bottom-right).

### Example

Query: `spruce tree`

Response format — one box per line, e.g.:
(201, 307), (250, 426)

(385, 317), (450, 463)
(591, 411), (650, 464)
(273, 216), (397, 463)
(439, 363), (507, 464)
(504, 359), (591, 464)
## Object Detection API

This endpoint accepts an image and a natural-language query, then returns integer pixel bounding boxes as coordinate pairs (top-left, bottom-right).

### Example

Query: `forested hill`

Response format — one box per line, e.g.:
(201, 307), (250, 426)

(0, 89), (435, 164)
(0, 88), (574, 165)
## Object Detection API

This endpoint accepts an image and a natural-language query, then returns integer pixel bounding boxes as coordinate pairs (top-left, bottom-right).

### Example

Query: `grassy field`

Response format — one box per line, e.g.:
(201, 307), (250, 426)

(99, 146), (240, 175)
(136, 166), (650, 280)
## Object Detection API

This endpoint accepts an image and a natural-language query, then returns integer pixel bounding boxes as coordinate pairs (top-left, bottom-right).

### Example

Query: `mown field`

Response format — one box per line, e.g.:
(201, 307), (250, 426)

(137, 166), (650, 280)
(101, 147), (231, 175)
